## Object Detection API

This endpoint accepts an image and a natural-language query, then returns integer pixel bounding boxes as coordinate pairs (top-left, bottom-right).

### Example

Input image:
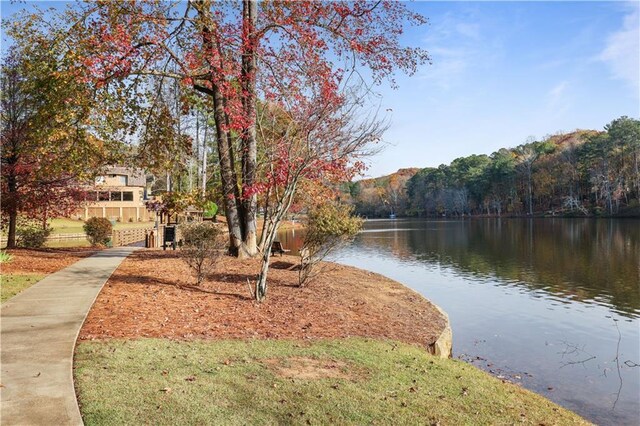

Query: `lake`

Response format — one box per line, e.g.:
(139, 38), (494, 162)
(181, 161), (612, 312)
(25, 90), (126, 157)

(279, 218), (640, 425)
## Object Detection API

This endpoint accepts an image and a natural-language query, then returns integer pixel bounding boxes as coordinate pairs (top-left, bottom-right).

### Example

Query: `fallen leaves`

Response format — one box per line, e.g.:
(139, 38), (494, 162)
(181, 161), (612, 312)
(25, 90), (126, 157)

(3, 248), (97, 274)
(79, 250), (448, 348)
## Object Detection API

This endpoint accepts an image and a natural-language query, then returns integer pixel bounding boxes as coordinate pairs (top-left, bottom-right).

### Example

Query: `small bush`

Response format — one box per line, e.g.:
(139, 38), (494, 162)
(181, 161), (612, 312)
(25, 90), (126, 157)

(203, 201), (218, 219)
(84, 217), (113, 246)
(0, 251), (13, 263)
(299, 203), (362, 286)
(17, 226), (51, 248)
(180, 222), (223, 285)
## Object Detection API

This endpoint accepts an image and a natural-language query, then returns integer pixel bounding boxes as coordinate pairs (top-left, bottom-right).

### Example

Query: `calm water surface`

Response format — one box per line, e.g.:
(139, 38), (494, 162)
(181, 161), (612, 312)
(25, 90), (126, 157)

(279, 219), (640, 425)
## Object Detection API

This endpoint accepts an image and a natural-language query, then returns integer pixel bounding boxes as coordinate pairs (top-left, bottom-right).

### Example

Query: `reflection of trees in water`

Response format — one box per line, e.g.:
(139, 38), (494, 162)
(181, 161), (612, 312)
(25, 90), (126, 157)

(275, 229), (305, 255)
(356, 219), (640, 317)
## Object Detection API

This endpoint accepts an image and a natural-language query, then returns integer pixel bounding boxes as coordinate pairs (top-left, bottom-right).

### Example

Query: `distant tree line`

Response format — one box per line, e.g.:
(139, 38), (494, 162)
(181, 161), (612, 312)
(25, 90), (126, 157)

(349, 117), (639, 218)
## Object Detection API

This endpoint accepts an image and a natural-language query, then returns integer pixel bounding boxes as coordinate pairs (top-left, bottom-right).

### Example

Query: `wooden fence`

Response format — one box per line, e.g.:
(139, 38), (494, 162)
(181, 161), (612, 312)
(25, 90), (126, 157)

(111, 227), (155, 247)
(0, 233), (86, 245)
(2, 226), (176, 248)
(110, 225), (178, 248)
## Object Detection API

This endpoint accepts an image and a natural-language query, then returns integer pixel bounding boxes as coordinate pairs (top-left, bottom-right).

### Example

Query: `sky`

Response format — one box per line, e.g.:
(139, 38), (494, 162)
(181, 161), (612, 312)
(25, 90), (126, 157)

(1, 1), (639, 178)
(368, 1), (640, 177)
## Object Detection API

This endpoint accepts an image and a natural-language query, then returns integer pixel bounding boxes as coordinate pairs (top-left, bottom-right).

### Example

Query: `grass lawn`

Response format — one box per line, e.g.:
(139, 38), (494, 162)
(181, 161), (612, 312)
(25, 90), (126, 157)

(49, 218), (154, 235)
(75, 338), (589, 425)
(1, 273), (46, 303)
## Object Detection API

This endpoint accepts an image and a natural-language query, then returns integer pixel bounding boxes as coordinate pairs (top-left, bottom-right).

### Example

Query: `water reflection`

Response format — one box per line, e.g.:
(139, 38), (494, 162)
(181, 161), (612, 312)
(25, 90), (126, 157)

(278, 218), (640, 425)
(359, 219), (640, 317)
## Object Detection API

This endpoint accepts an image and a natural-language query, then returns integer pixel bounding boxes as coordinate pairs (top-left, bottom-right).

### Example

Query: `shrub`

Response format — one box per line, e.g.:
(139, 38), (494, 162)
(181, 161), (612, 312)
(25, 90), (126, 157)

(299, 202), (362, 286)
(180, 222), (223, 285)
(17, 226), (51, 248)
(203, 201), (218, 219)
(0, 251), (13, 263)
(84, 217), (113, 246)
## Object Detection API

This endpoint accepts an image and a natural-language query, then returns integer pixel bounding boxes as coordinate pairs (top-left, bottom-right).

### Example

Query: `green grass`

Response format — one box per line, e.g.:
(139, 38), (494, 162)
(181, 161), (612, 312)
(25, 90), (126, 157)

(0, 251), (13, 263)
(49, 218), (154, 235)
(1, 273), (46, 303)
(75, 338), (590, 425)
(45, 240), (92, 248)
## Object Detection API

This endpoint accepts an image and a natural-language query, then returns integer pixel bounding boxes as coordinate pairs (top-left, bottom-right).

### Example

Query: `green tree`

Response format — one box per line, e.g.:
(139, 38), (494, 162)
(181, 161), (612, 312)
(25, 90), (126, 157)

(29, 0), (430, 260)
(0, 42), (111, 247)
(606, 116), (640, 202)
(299, 202), (362, 286)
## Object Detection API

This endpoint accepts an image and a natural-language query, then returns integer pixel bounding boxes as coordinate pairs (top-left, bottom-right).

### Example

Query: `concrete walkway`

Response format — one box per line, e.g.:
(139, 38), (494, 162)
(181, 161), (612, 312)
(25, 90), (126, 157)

(1, 247), (138, 425)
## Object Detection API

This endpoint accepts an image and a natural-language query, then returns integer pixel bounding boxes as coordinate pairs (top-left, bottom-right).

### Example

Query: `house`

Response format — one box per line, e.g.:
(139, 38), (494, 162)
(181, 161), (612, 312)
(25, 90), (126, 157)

(78, 167), (152, 222)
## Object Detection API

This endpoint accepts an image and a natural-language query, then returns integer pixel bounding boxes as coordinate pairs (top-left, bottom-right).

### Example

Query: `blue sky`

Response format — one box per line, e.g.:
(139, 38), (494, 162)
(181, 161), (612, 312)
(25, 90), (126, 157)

(369, 1), (640, 177)
(2, 1), (639, 178)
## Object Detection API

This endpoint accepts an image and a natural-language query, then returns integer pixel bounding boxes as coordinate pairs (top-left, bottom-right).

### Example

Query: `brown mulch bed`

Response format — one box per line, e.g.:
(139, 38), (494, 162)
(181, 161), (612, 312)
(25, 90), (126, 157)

(2, 248), (98, 274)
(79, 250), (447, 348)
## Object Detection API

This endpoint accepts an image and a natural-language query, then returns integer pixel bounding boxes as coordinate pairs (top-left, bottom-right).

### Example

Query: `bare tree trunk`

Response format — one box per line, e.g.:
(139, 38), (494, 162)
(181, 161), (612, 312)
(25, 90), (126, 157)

(7, 212), (17, 249)
(255, 232), (275, 302)
(527, 168), (533, 216)
(194, 1), (244, 254)
(212, 82), (243, 253)
(201, 117), (208, 198)
(5, 166), (18, 248)
(255, 184), (297, 301)
(240, 0), (259, 257)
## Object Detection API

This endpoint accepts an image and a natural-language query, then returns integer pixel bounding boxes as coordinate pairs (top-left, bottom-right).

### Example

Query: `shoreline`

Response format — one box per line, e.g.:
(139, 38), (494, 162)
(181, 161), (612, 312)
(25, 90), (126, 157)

(73, 248), (589, 424)
(63, 247), (591, 424)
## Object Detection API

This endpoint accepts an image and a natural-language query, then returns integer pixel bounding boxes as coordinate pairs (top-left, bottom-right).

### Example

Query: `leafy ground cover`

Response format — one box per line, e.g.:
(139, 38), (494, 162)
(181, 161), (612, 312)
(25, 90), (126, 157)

(1, 273), (46, 303)
(2, 248), (97, 274)
(75, 338), (590, 425)
(79, 250), (446, 345)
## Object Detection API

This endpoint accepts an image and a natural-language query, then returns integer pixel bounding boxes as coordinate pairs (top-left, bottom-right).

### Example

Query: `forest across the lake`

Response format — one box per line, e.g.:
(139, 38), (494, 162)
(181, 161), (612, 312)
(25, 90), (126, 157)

(347, 116), (640, 219)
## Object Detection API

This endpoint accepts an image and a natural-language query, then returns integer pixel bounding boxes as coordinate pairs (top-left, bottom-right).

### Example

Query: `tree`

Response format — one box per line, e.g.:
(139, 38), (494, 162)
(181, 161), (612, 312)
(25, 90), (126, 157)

(605, 116), (640, 202)
(59, 0), (429, 257)
(515, 138), (555, 216)
(251, 84), (381, 301)
(0, 45), (107, 248)
(484, 149), (516, 216)
(180, 222), (223, 285)
(299, 202), (362, 286)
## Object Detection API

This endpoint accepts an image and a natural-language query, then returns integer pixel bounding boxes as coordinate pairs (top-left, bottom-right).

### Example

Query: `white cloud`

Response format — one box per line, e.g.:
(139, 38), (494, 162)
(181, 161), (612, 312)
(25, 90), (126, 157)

(420, 12), (499, 91)
(599, 3), (640, 92)
(547, 81), (571, 116)
(455, 22), (481, 40)
(549, 81), (567, 102)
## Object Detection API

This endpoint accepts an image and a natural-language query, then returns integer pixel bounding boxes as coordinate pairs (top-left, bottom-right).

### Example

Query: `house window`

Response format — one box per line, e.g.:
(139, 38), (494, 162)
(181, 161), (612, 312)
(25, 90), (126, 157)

(110, 191), (122, 201)
(98, 191), (110, 201)
(95, 176), (105, 185)
(118, 175), (128, 186)
(122, 191), (134, 201)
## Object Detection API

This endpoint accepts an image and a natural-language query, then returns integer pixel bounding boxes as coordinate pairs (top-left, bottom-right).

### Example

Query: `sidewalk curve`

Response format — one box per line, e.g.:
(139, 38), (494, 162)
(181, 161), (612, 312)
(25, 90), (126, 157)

(1, 247), (138, 425)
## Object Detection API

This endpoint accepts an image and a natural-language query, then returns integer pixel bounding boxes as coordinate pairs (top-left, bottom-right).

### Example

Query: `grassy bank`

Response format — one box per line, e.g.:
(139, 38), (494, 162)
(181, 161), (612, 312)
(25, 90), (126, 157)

(49, 218), (153, 235)
(75, 338), (589, 425)
(1, 273), (46, 303)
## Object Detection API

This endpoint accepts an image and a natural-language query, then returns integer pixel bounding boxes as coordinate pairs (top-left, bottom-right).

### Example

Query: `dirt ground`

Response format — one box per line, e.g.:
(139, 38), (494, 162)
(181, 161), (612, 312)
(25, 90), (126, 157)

(2, 248), (98, 274)
(80, 250), (447, 349)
